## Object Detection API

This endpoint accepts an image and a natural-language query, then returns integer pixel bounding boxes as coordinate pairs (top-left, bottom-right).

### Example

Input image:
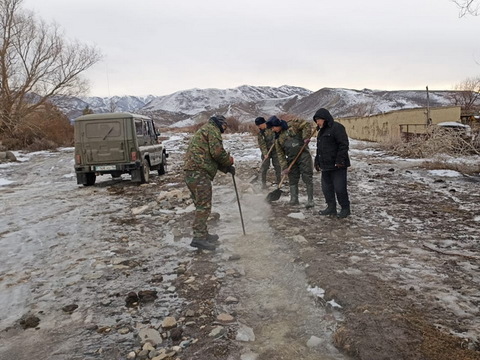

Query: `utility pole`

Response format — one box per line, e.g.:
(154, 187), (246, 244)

(426, 86), (431, 125)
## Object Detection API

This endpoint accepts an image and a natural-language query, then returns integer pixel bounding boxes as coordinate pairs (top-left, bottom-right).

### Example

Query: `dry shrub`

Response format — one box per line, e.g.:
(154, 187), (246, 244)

(239, 122), (258, 135)
(420, 160), (480, 175)
(225, 116), (241, 133)
(1, 103), (73, 150)
(381, 125), (480, 158)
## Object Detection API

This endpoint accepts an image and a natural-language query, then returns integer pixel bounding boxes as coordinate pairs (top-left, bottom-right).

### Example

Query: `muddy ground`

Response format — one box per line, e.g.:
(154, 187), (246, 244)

(0, 132), (479, 360)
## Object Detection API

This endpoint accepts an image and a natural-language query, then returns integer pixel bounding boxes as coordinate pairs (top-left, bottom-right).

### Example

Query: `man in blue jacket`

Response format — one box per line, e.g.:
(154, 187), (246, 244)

(313, 108), (351, 218)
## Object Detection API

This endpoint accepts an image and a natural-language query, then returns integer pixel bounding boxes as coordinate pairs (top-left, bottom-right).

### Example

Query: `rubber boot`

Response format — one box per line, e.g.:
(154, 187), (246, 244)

(190, 237), (216, 251)
(289, 185), (299, 205)
(305, 183), (315, 209)
(319, 203), (337, 216)
(207, 233), (220, 244)
(337, 207), (351, 218)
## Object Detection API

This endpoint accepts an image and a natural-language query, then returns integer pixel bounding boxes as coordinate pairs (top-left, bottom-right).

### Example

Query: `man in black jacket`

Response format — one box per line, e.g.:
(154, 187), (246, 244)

(313, 108), (351, 218)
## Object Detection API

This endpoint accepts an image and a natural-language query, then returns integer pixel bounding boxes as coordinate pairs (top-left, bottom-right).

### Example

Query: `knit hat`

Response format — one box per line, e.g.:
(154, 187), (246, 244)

(313, 108), (334, 123)
(266, 115), (282, 128)
(210, 115), (227, 133)
(255, 117), (266, 126)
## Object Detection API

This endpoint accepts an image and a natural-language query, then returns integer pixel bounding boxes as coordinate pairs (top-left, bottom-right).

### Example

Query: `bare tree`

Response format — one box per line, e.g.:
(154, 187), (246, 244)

(450, 76), (480, 112)
(452, 0), (480, 17)
(0, 0), (102, 138)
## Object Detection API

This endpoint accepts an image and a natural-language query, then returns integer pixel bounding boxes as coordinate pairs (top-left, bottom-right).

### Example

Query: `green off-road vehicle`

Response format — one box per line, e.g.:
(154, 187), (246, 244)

(74, 112), (168, 186)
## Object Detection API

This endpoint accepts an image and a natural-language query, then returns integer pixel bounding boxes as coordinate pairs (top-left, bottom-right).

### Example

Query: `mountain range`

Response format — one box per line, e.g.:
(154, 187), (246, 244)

(51, 85), (457, 127)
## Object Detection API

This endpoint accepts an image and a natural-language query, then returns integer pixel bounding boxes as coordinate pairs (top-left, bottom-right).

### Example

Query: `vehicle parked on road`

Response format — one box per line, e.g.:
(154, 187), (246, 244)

(74, 112), (168, 186)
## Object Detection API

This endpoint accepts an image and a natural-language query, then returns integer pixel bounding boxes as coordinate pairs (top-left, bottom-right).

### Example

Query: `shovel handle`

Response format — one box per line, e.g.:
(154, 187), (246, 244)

(277, 128), (317, 189)
(259, 142), (276, 168)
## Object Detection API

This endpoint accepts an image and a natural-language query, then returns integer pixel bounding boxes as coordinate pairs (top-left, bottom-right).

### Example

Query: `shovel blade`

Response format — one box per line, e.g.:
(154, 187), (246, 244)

(266, 188), (283, 202)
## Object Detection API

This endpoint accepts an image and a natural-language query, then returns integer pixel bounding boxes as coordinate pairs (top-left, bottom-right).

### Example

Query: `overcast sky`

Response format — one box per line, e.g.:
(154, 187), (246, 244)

(23, 0), (480, 97)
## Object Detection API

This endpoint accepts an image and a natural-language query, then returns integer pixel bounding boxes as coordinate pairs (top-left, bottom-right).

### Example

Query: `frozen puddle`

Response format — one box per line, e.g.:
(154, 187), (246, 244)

(212, 184), (347, 360)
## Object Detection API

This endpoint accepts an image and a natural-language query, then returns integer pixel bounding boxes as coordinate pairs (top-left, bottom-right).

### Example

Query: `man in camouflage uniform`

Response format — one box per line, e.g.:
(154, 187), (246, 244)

(267, 115), (315, 208)
(184, 115), (235, 250)
(255, 117), (281, 189)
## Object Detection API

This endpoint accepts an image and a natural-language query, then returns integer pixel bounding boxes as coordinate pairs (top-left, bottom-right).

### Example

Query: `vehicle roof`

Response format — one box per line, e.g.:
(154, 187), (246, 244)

(436, 121), (471, 129)
(74, 112), (151, 122)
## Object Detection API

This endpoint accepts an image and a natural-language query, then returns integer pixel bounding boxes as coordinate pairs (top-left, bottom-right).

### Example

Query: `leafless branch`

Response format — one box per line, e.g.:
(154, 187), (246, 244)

(0, 0), (102, 137)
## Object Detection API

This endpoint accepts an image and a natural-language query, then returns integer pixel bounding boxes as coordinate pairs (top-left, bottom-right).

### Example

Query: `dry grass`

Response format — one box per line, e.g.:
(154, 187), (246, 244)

(380, 126), (480, 158)
(1, 104), (74, 150)
(420, 160), (480, 175)
(379, 126), (480, 174)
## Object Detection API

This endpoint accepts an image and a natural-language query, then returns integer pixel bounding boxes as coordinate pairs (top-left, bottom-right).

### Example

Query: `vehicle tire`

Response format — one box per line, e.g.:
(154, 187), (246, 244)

(158, 152), (167, 175)
(140, 158), (150, 183)
(84, 173), (96, 186)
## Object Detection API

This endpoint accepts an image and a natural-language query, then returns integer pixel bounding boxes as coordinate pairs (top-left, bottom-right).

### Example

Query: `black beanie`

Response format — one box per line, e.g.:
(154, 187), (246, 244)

(313, 108), (334, 123)
(266, 115), (282, 127)
(255, 117), (266, 126)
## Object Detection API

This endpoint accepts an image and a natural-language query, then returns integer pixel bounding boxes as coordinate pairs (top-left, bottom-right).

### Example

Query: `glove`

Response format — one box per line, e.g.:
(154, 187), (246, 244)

(335, 163), (345, 168)
(227, 165), (236, 176)
(282, 168), (289, 176)
(304, 138), (311, 145)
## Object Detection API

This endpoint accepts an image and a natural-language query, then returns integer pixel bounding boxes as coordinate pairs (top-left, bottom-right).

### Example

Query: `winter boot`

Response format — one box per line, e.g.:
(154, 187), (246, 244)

(305, 183), (315, 209)
(207, 233), (220, 244)
(319, 203), (337, 216)
(190, 237), (216, 251)
(337, 207), (351, 219)
(289, 185), (299, 205)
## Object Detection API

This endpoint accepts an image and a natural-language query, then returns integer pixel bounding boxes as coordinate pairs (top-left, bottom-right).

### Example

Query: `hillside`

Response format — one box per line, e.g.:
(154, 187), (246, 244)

(50, 85), (457, 127)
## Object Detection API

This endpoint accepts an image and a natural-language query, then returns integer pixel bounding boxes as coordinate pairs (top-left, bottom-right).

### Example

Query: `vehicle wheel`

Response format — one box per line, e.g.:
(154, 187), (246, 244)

(140, 158), (150, 183)
(111, 172), (122, 179)
(158, 153), (167, 175)
(84, 173), (96, 186)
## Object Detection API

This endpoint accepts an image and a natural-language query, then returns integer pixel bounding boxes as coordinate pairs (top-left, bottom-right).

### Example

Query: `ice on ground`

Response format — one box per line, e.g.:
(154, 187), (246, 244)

(428, 169), (462, 177)
(307, 285), (325, 298)
(0, 178), (14, 186)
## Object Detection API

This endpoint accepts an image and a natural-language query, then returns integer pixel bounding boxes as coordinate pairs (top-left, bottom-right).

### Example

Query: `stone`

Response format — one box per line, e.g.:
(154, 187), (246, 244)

(209, 326), (225, 338)
(306, 335), (323, 348)
(19, 314), (40, 329)
(225, 296), (239, 304)
(184, 309), (195, 317)
(287, 212), (306, 220)
(235, 324), (255, 342)
(170, 327), (183, 341)
(62, 304), (78, 314)
(138, 328), (163, 346)
(126, 351), (136, 359)
(118, 327), (130, 334)
(161, 316), (177, 329)
(132, 205), (150, 215)
(138, 290), (158, 303)
(217, 313), (235, 323)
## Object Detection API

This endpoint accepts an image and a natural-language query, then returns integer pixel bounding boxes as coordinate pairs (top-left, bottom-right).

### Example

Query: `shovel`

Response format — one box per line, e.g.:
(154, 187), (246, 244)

(232, 173), (246, 235)
(248, 142), (276, 183)
(266, 139), (311, 202)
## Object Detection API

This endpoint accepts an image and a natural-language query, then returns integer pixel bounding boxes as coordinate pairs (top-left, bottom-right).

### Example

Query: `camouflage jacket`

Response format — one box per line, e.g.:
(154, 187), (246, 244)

(275, 119), (313, 169)
(257, 128), (276, 157)
(183, 121), (232, 180)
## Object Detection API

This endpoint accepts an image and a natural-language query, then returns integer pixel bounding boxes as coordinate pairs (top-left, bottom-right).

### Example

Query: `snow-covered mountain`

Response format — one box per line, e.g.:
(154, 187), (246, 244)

(50, 85), (458, 127)
(289, 88), (455, 119)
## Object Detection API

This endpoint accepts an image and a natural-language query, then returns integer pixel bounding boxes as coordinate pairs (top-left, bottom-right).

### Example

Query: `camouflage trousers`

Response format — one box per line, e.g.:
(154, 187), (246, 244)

(287, 151), (313, 186)
(184, 170), (212, 238)
(261, 153), (282, 184)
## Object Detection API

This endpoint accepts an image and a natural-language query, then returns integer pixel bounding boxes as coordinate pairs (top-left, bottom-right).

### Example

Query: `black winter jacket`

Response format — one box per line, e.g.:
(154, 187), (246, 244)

(315, 116), (350, 171)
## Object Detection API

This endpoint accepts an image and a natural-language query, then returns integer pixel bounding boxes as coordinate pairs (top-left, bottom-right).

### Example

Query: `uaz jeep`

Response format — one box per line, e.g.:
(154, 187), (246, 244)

(74, 112), (168, 186)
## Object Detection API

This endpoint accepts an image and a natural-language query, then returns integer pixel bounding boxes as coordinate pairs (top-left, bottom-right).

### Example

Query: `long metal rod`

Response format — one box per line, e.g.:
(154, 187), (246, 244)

(231, 174), (246, 235)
